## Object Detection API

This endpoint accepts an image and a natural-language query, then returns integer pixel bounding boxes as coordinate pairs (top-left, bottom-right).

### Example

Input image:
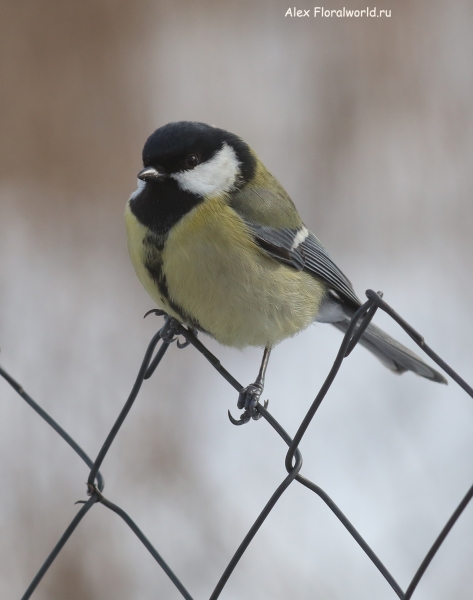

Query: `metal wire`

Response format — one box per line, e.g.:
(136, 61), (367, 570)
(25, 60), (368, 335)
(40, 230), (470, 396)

(1, 289), (472, 599)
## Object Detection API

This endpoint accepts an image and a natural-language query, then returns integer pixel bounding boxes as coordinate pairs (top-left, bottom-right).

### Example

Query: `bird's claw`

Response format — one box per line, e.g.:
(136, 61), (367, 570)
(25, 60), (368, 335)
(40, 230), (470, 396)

(176, 328), (197, 349)
(228, 409), (251, 425)
(237, 383), (262, 410)
(143, 308), (167, 319)
(229, 389), (269, 425)
(176, 338), (191, 349)
(158, 317), (180, 343)
(144, 310), (195, 348)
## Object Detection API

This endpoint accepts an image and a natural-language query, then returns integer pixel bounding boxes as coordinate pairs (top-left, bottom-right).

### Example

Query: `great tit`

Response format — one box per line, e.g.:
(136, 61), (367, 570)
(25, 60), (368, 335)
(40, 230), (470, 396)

(125, 121), (446, 418)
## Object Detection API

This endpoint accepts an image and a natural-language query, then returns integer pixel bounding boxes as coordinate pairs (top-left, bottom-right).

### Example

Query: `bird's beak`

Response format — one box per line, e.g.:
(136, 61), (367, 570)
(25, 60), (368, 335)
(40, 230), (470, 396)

(137, 166), (165, 182)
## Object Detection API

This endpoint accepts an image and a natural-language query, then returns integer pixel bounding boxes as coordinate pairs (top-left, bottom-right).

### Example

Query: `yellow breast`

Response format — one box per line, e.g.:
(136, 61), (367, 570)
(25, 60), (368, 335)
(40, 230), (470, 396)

(154, 196), (325, 347)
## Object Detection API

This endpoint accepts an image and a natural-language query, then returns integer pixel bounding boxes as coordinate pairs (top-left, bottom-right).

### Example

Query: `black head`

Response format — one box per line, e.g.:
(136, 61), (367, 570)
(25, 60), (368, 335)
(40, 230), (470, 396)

(139, 121), (256, 191)
(129, 122), (256, 235)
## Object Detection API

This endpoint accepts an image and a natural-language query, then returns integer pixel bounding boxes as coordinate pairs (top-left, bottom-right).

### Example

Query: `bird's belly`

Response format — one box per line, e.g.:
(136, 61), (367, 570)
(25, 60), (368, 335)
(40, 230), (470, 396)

(161, 197), (325, 347)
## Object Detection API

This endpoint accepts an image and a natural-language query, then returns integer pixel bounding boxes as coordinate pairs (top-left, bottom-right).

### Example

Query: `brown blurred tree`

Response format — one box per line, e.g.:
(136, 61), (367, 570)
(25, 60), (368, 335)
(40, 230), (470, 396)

(0, 0), (151, 198)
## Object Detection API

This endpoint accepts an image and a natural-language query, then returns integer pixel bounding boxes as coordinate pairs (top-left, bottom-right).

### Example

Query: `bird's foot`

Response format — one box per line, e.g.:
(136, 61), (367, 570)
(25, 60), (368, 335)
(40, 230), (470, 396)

(228, 383), (269, 425)
(144, 309), (197, 348)
(160, 317), (198, 348)
(158, 316), (180, 344)
(238, 382), (263, 413)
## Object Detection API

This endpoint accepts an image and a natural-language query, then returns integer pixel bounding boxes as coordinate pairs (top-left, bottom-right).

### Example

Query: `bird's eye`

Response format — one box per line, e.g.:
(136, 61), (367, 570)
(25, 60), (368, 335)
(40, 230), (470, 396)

(185, 154), (199, 168)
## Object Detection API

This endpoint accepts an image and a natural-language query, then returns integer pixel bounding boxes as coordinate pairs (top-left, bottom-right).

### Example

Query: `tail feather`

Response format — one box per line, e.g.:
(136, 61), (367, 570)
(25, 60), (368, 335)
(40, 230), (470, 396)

(332, 319), (447, 384)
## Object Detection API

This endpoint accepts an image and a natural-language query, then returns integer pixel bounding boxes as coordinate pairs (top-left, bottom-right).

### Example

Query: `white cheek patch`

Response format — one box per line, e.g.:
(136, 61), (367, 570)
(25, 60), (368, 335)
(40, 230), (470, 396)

(128, 178), (146, 201)
(171, 142), (241, 196)
(291, 226), (309, 250)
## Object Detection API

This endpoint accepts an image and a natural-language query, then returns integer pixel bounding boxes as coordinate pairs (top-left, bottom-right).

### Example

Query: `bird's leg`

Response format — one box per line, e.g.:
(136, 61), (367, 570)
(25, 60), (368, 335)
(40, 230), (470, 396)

(235, 346), (272, 422)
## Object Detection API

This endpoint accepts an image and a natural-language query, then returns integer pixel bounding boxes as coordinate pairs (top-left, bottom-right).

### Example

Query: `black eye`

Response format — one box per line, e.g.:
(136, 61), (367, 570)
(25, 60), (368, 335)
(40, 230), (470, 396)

(185, 154), (199, 168)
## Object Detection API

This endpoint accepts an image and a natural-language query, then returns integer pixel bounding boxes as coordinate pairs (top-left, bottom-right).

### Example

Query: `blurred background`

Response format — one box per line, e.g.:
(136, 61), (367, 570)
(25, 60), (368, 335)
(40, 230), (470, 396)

(1, 0), (473, 598)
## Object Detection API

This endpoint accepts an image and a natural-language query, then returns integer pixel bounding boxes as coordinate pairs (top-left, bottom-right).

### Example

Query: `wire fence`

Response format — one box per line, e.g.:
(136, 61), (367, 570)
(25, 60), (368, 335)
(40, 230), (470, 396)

(1, 289), (472, 599)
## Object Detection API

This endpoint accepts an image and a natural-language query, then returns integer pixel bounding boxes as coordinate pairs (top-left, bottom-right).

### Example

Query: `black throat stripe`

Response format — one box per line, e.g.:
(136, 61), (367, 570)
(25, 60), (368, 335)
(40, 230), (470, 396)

(142, 233), (207, 334)
(131, 179), (208, 333)
(130, 178), (203, 236)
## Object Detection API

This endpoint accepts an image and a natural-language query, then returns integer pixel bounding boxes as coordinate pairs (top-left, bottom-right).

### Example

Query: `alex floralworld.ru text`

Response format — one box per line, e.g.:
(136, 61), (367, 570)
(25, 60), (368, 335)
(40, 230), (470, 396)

(285, 7), (392, 17)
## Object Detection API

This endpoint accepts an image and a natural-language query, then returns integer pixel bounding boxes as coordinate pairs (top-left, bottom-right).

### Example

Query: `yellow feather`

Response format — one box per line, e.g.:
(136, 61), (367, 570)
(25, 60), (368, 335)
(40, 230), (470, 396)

(159, 196), (325, 347)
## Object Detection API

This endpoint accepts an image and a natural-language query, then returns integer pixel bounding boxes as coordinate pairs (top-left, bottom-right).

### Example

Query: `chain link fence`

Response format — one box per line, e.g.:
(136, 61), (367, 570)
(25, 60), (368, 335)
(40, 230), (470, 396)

(1, 289), (472, 600)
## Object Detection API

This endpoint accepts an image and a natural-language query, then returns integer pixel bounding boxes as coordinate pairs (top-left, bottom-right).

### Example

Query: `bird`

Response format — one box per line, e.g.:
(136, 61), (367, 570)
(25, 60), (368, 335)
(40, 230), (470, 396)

(125, 121), (446, 420)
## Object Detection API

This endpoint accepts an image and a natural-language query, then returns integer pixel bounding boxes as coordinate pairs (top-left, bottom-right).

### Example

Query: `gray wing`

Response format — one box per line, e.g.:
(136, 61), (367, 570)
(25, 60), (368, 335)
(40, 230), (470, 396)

(244, 222), (446, 382)
(228, 175), (358, 305)
(246, 222), (361, 308)
(229, 184), (446, 383)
